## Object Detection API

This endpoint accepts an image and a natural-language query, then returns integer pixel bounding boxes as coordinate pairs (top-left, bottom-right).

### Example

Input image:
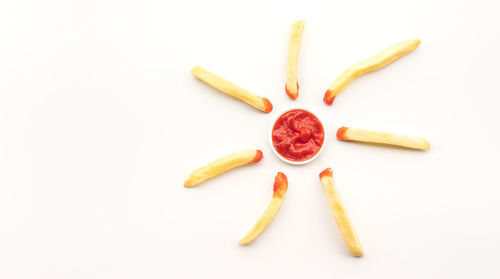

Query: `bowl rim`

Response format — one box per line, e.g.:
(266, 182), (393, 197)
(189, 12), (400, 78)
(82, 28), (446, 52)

(269, 106), (327, 165)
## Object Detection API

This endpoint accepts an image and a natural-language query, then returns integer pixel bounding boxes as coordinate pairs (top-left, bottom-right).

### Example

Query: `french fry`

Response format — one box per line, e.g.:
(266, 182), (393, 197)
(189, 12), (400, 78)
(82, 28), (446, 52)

(319, 168), (363, 257)
(191, 66), (273, 113)
(184, 149), (263, 187)
(239, 172), (288, 245)
(323, 39), (421, 105)
(285, 20), (305, 100)
(337, 126), (430, 150)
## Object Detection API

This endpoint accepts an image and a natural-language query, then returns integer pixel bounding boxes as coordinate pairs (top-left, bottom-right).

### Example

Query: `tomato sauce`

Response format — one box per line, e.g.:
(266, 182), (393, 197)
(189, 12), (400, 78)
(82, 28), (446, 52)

(272, 109), (324, 162)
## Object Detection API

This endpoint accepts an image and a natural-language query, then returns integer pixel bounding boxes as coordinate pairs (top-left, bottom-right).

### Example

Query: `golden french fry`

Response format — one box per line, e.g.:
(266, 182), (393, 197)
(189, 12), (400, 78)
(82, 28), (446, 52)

(285, 20), (305, 100)
(319, 168), (363, 257)
(191, 66), (273, 113)
(184, 149), (263, 187)
(323, 39), (421, 105)
(239, 172), (288, 245)
(337, 126), (430, 150)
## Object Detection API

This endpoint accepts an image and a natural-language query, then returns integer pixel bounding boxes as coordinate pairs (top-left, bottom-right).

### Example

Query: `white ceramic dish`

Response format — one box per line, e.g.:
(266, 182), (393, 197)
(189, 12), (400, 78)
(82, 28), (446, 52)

(269, 107), (326, 165)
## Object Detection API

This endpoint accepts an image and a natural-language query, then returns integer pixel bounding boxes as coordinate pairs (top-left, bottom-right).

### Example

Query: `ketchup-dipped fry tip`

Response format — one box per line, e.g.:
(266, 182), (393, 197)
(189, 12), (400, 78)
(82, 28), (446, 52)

(263, 98), (273, 113)
(239, 172), (288, 245)
(273, 172), (288, 198)
(319, 167), (333, 179)
(285, 82), (299, 100)
(323, 90), (335, 105)
(336, 127), (349, 140)
(253, 150), (264, 162)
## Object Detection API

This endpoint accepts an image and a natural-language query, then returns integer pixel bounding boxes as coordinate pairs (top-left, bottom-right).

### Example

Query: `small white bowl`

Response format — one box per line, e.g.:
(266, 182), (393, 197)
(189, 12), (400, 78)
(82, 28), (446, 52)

(269, 106), (327, 165)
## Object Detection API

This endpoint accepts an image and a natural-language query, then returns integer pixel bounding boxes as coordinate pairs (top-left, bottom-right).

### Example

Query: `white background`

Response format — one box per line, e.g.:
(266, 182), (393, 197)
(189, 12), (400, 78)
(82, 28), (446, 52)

(1, 0), (499, 278)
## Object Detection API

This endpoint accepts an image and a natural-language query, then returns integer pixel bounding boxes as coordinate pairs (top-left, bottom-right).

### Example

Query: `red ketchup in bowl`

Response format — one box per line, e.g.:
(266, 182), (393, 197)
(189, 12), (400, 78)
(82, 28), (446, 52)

(272, 109), (325, 162)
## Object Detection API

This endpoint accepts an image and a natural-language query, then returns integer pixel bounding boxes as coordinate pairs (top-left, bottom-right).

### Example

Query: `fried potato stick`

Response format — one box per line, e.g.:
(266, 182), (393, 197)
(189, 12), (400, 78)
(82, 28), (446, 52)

(191, 66), (273, 113)
(184, 149), (263, 187)
(323, 39), (420, 105)
(285, 20), (305, 100)
(320, 168), (363, 257)
(337, 126), (430, 150)
(239, 172), (288, 245)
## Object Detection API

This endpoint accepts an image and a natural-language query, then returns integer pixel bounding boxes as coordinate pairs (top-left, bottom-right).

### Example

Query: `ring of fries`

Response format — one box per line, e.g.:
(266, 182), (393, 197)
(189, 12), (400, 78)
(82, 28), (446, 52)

(185, 20), (430, 256)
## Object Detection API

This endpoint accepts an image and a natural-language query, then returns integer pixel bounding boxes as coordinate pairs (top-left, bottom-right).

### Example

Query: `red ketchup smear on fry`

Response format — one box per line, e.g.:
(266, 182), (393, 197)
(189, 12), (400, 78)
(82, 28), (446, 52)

(272, 109), (324, 162)
(252, 150), (264, 162)
(319, 168), (333, 179)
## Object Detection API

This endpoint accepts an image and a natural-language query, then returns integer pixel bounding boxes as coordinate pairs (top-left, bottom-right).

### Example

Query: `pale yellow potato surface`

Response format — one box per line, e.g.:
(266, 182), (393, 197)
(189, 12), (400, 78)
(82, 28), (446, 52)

(320, 170), (363, 257)
(191, 66), (272, 112)
(285, 20), (305, 99)
(324, 39), (420, 104)
(343, 127), (430, 150)
(184, 149), (261, 187)
(239, 172), (287, 245)
(239, 197), (284, 245)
